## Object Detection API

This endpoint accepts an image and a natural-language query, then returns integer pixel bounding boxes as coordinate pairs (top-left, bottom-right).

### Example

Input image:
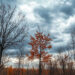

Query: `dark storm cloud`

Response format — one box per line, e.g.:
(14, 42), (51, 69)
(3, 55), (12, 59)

(1, 0), (75, 55)
(52, 44), (72, 53)
(53, 39), (64, 43)
(60, 5), (74, 16)
(52, 0), (75, 19)
(0, 0), (17, 7)
(71, 0), (75, 7)
(64, 24), (75, 34)
(50, 31), (61, 38)
(50, 35), (58, 40)
(3, 49), (19, 56)
(34, 6), (53, 23)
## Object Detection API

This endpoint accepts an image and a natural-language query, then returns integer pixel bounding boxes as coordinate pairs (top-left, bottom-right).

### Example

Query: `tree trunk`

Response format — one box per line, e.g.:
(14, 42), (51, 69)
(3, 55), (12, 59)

(0, 45), (3, 64)
(39, 46), (42, 75)
(71, 33), (75, 60)
(39, 57), (42, 75)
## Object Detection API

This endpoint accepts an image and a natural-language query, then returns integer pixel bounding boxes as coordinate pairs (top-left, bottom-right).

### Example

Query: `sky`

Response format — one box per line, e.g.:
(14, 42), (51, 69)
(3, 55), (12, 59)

(1, 0), (75, 55)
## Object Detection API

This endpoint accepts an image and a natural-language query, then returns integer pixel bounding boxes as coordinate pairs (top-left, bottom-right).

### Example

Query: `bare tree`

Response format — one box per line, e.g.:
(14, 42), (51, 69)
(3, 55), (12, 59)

(71, 32), (75, 60)
(0, 4), (28, 64)
(18, 47), (25, 68)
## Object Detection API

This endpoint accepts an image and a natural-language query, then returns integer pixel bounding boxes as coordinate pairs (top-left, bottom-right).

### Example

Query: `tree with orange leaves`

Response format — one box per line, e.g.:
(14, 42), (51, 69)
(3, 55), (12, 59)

(28, 32), (52, 75)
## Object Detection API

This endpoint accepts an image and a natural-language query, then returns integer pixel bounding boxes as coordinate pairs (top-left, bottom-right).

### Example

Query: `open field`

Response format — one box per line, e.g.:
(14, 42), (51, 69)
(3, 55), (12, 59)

(0, 65), (75, 75)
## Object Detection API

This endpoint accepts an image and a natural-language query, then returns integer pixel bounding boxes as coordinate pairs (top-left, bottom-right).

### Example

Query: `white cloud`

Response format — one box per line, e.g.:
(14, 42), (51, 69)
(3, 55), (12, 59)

(3, 0), (75, 53)
(19, 2), (41, 22)
(66, 15), (75, 26)
(16, 0), (75, 51)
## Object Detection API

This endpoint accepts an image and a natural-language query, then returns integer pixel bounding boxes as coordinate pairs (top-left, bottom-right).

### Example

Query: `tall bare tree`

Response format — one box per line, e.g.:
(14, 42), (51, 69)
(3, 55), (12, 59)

(0, 4), (28, 64)
(17, 47), (24, 68)
(71, 32), (75, 60)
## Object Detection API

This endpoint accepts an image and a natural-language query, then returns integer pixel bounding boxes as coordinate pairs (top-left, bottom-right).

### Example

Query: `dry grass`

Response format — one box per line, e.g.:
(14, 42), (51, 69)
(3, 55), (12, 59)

(0, 66), (75, 75)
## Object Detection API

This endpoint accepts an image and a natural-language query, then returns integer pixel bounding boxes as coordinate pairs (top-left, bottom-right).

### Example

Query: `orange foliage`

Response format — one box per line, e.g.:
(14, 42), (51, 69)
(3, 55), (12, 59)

(0, 66), (75, 75)
(28, 32), (52, 62)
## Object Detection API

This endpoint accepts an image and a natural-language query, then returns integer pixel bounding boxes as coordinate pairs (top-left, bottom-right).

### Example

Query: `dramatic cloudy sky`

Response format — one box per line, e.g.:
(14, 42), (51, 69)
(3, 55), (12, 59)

(1, 0), (75, 55)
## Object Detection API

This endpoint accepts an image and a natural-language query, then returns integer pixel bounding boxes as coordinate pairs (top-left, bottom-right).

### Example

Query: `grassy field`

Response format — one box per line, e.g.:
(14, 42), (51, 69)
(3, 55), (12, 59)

(0, 65), (75, 75)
